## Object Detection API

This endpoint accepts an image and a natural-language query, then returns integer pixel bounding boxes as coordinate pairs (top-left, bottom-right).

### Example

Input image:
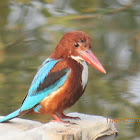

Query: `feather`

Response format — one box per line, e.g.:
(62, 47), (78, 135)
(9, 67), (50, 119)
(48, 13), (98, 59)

(0, 109), (20, 122)
(20, 59), (70, 111)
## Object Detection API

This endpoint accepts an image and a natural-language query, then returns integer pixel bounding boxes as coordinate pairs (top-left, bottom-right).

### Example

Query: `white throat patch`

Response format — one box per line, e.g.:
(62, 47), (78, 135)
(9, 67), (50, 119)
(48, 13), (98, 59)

(71, 56), (88, 88)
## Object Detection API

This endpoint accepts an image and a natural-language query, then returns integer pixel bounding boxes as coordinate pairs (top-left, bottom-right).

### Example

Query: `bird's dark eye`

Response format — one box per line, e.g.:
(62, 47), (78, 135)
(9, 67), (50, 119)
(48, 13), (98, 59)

(74, 43), (79, 47)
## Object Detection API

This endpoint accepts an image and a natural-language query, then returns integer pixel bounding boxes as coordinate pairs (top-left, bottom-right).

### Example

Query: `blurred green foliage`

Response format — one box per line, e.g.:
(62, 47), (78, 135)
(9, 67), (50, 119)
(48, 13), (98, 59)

(0, 0), (140, 139)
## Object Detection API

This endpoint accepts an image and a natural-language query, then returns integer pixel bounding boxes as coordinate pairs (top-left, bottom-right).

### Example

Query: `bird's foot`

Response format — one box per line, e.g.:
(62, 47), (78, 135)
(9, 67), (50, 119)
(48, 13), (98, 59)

(51, 114), (77, 124)
(51, 114), (69, 123)
(51, 119), (69, 123)
(60, 113), (80, 120)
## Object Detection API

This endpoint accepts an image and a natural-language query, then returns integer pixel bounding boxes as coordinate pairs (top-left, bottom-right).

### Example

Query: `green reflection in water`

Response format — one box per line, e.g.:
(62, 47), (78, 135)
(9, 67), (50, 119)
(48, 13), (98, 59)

(0, 0), (140, 139)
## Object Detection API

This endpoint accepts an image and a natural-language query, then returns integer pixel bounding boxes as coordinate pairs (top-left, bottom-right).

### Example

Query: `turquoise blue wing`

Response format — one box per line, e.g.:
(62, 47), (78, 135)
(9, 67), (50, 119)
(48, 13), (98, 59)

(20, 58), (70, 112)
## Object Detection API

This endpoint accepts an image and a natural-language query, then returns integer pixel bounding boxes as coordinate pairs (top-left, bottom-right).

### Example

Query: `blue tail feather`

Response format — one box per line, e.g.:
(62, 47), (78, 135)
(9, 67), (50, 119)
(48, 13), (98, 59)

(0, 109), (20, 123)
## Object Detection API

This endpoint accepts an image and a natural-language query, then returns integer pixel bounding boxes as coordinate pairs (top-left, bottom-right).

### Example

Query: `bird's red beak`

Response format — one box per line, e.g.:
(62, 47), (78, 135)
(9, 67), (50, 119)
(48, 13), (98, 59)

(78, 49), (106, 74)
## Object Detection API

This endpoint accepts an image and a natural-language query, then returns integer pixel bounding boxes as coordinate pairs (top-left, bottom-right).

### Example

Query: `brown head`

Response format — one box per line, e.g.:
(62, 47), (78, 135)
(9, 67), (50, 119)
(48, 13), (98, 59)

(50, 31), (106, 73)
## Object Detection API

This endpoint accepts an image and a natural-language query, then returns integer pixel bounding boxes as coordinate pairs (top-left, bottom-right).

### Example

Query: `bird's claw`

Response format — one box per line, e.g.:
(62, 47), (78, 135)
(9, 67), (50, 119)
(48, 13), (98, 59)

(61, 116), (80, 120)
(60, 113), (80, 120)
(51, 119), (77, 125)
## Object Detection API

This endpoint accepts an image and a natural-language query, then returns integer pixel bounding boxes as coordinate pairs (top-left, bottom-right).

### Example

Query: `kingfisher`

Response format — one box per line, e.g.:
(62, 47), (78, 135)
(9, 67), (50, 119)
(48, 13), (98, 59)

(0, 31), (106, 123)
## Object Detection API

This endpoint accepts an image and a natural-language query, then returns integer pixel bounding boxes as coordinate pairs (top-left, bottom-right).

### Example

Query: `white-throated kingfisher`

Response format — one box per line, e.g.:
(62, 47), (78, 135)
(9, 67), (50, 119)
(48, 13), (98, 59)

(0, 31), (106, 123)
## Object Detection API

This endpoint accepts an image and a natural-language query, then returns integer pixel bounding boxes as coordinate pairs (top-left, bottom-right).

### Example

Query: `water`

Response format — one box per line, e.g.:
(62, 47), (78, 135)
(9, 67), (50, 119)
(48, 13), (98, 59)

(0, 0), (140, 139)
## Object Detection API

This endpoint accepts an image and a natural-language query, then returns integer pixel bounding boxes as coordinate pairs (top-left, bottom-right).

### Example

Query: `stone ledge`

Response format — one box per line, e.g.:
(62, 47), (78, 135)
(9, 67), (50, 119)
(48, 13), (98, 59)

(0, 112), (118, 140)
